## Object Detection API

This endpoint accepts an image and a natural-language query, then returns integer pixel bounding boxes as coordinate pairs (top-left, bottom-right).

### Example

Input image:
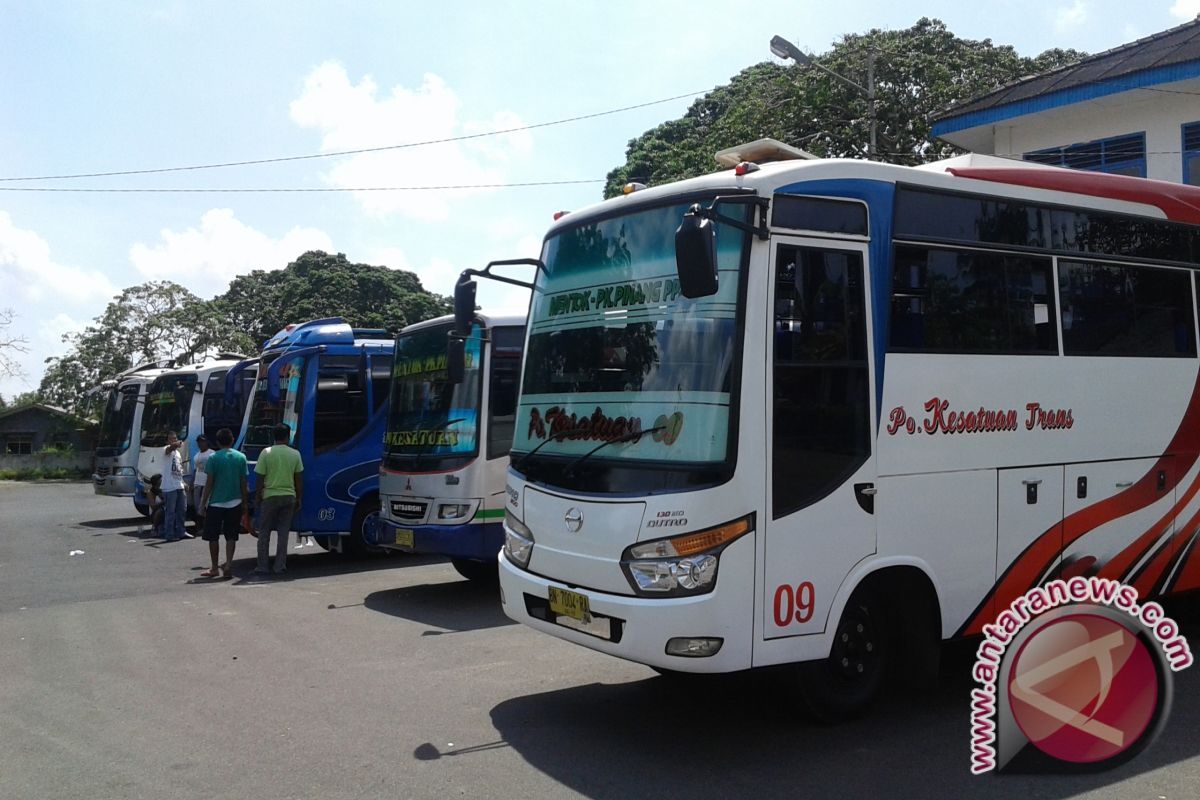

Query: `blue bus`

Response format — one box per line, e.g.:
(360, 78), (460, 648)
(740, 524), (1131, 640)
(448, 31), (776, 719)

(376, 312), (526, 580)
(231, 318), (394, 554)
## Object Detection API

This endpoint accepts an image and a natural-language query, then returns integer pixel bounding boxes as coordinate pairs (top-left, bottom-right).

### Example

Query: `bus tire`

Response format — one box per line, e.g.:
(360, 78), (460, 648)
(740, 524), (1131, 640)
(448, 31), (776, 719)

(134, 501), (151, 517)
(794, 585), (888, 722)
(451, 557), (498, 583)
(346, 496), (381, 557)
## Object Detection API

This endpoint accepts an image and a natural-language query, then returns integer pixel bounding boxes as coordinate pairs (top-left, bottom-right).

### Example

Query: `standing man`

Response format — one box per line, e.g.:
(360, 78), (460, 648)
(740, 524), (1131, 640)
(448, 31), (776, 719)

(254, 422), (303, 575)
(161, 431), (192, 541)
(190, 435), (213, 536)
(198, 428), (247, 578)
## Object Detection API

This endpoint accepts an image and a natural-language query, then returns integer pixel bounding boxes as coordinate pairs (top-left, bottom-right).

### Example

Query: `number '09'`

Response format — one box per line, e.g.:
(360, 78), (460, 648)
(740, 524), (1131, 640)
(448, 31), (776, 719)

(773, 582), (815, 626)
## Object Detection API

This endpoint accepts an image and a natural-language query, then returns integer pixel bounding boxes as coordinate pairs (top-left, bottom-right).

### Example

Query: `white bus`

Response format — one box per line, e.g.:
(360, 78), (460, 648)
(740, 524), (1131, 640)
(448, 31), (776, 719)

(135, 355), (256, 512)
(458, 141), (1200, 717)
(376, 311), (526, 580)
(91, 361), (174, 509)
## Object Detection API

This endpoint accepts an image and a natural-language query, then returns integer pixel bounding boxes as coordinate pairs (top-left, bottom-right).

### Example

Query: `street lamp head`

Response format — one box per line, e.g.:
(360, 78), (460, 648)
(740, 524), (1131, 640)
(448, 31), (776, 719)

(769, 35), (811, 65)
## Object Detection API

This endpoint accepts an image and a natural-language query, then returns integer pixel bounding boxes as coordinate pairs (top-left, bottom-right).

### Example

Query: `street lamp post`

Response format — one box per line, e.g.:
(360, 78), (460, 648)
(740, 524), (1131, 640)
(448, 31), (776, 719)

(769, 34), (877, 160)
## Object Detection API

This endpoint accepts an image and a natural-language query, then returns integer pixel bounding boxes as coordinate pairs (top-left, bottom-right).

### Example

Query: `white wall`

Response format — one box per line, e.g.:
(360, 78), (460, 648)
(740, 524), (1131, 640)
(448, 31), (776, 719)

(958, 77), (1200, 184)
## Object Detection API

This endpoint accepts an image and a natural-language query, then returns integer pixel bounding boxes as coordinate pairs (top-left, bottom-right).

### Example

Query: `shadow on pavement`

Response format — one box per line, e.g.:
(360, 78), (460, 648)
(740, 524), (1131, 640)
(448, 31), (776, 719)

(213, 548), (443, 584)
(479, 618), (1200, 799)
(363, 579), (515, 633)
(76, 517), (147, 531)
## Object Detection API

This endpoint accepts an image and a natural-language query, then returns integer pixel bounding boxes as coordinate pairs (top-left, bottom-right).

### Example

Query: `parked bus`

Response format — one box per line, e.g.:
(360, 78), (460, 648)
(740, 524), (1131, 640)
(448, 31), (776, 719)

(375, 311), (526, 580)
(457, 140), (1200, 717)
(232, 318), (394, 554)
(135, 355), (255, 515)
(91, 361), (174, 510)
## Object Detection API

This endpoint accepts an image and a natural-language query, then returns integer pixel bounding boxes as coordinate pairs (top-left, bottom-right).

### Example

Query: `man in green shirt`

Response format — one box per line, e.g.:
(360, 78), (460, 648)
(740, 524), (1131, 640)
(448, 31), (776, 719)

(254, 422), (304, 574)
(198, 428), (248, 579)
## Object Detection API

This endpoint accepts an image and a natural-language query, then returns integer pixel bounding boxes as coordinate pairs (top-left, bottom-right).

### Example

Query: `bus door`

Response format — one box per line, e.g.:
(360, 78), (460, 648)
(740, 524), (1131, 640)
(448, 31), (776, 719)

(304, 353), (373, 531)
(763, 237), (877, 640)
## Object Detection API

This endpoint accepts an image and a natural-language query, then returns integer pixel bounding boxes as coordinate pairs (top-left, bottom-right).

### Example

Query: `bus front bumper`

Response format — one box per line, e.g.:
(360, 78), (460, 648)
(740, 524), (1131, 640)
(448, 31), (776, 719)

(93, 473), (137, 497)
(376, 518), (504, 561)
(497, 548), (752, 673)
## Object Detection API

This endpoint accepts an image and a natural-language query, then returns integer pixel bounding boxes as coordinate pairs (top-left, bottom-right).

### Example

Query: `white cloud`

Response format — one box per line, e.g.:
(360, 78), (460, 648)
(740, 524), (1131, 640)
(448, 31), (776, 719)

(1170, 0), (1200, 20)
(1053, 0), (1090, 32)
(289, 63), (532, 221)
(0, 211), (117, 306)
(129, 208), (334, 297)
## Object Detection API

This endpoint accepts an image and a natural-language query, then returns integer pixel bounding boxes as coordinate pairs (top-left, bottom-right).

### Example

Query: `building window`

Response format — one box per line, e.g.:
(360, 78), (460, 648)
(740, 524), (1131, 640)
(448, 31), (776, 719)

(1025, 133), (1146, 177)
(5, 434), (34, 455)
(1183, 122), (1200, 186)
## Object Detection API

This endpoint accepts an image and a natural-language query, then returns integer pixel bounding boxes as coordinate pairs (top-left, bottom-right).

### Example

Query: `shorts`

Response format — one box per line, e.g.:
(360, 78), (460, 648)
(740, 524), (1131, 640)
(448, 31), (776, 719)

(204, 504), (243, 542)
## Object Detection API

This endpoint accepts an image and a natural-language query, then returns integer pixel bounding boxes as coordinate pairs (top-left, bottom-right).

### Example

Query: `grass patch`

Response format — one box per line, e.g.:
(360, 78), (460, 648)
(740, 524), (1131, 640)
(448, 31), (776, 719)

(0, 467), (91, 481)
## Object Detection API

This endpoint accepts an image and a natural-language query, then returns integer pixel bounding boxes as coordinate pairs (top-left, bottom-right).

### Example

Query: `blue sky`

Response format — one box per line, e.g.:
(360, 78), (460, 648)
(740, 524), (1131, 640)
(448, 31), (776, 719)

(2, 0), (1199, 398)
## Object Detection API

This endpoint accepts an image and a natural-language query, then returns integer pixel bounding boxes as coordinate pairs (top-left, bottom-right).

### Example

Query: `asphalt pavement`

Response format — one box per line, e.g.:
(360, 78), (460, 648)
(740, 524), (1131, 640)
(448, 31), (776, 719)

(2, 480), (1199, 799)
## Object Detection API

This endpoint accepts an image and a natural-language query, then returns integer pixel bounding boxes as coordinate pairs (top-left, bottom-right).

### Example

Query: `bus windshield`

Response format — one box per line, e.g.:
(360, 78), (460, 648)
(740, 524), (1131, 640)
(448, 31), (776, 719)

(140, 374), (197, 446)
(96, 383), (141, 455)
(384, 321), (482, 472)
(514, 196), (750, 492)
(243, 354), (305, 459)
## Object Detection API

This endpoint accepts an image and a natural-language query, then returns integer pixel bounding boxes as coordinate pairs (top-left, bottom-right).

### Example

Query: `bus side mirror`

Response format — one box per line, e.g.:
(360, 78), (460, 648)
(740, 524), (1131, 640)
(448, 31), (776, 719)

(454, 278), (477, 336)
(447, 336), (466, 385)
(675, 205), (718, 298)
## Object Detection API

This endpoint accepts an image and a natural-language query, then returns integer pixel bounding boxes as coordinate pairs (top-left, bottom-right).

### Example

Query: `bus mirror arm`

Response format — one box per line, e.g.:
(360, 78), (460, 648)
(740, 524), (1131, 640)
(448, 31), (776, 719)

(675, 196), (769, 299)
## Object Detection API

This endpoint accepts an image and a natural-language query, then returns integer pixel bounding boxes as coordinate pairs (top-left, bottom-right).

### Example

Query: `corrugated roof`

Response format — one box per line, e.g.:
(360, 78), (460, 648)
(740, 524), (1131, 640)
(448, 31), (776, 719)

(935, 18), (1200, 123)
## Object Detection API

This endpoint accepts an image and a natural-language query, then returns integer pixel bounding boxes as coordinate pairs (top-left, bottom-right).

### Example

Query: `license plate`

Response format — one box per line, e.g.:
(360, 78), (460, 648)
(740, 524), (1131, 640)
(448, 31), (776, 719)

(394, 528), (414, 548)
(548, 586), (590, 621)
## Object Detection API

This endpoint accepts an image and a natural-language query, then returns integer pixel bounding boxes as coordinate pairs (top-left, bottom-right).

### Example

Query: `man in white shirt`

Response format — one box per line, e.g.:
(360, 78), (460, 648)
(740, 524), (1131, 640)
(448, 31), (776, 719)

(160, 430), (192, 541)
(190, 435), (213, 536)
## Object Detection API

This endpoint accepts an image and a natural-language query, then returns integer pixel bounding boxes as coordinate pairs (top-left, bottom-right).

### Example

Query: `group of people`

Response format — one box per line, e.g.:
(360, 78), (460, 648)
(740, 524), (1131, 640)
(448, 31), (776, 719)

(146, 423), (304, 579)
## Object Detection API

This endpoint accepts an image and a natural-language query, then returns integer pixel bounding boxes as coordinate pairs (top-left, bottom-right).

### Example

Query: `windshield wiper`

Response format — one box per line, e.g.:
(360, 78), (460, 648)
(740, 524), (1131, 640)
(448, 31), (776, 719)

(562, 426), (667, 477)
(512, 428), (576, 473)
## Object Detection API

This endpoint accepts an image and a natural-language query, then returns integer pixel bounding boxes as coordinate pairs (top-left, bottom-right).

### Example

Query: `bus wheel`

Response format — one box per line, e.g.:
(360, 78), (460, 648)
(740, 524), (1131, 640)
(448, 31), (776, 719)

(134, 501), (150, 517)
(451, 558), (498, 583)
(347, 496), (381, 557)
(795, 587), (888, 722)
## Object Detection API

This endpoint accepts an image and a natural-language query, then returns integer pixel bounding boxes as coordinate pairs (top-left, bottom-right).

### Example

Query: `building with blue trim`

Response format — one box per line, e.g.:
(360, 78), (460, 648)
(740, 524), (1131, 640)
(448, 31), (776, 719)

(932, 19), (1200, 185)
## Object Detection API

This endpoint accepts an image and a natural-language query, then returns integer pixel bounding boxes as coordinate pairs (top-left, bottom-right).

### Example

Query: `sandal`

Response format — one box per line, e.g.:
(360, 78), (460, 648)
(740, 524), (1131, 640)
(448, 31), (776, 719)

(220, 563), (231, 578)
(200, 568), (220, 578)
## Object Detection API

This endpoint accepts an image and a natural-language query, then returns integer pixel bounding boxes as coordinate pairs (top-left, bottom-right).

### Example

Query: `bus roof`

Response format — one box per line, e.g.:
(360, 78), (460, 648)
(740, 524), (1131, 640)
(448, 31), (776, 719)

(150, 356), (247, 380)
(400, 311), (527, 336)
(544, 153), (1200, 238)
(261, 318), (394, 351)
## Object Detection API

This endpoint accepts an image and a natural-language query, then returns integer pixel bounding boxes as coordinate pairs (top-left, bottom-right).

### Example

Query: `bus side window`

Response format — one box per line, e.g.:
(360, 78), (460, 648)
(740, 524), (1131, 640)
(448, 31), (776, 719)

(313, 355), (369, 453)
(370, 355), (393, 413)
(772, 246), (871, 519)
(488, 328), (524, 458)
(202, 370), (236, 441)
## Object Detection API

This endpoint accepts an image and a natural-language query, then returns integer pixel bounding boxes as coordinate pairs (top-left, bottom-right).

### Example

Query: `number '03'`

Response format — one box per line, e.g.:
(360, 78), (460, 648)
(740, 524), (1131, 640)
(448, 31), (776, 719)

(773, 582), (815, 626)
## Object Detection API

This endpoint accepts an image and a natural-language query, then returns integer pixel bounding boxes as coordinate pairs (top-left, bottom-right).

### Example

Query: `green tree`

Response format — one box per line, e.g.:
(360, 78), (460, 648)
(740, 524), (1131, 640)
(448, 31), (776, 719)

(38, 281), (250, 412)
(214, 250), (449, 347)
(604, 18), (1084, 196)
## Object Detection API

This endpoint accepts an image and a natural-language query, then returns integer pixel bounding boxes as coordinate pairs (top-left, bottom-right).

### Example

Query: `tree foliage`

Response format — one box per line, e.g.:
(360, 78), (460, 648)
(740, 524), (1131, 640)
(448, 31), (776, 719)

(38, 281), (248, 412)
(604, 18), (1085, 196)
(214, 250), (449, 348)
(37, 251), (449, 412)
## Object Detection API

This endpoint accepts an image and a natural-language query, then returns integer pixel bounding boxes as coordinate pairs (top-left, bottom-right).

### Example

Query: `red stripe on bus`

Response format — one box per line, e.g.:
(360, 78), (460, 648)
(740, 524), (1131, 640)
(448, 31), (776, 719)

(946, 167), (1200, 226)
(957, 370), (1200, 636)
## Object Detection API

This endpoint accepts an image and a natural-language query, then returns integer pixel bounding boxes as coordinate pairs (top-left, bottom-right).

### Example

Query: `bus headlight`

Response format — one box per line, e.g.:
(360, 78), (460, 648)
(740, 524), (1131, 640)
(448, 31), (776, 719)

(114, 467), (136, 477)
(504, 510), (534, 569)
(437, 503), (472, 520)
(620, 514), (753, 597)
